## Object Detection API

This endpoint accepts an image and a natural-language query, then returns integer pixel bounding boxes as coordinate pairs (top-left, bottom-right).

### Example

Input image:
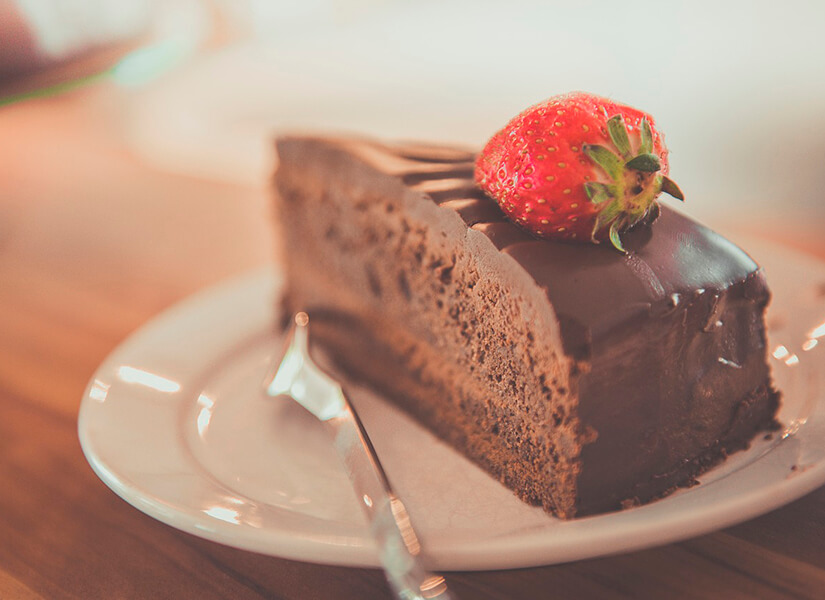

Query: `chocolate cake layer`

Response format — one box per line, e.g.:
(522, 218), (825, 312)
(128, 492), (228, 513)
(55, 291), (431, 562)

(273, 136), (780, 518)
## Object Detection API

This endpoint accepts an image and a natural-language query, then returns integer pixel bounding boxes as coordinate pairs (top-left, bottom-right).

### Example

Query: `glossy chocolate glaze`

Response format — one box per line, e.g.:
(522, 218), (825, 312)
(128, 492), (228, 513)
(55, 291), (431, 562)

(391, 146), (762, 360)
(275, 137), (780, 516)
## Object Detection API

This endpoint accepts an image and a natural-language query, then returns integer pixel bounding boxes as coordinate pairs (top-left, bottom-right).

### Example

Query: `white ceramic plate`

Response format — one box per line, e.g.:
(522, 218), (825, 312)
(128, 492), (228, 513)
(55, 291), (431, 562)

(78, 238), (825, 571)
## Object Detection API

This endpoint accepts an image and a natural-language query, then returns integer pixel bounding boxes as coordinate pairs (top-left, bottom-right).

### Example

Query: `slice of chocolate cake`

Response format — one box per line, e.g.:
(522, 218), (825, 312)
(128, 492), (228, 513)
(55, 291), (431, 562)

(273, 136), (780, 518)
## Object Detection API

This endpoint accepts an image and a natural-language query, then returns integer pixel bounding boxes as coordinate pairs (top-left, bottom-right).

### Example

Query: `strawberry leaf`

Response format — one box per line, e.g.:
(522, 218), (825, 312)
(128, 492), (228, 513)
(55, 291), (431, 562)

(608, 221), (626, 253)
(607, 116), (632, 160)
(625, 153), (661, 172)
(591, 199), (622, 242)
(640, 119), (653, 154)
(661, 176), (685, 201)
(584, 181), (612, 204)
(583, 145), (623, 179)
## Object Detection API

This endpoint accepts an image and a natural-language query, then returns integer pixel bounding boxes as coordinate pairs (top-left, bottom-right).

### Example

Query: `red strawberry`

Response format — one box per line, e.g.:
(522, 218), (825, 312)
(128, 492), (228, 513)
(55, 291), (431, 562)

(475, 92), (683, 252)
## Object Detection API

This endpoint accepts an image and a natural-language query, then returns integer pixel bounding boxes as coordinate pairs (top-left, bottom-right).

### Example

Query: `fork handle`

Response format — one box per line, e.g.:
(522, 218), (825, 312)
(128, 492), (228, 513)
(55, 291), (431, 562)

(369, 495), (453, 600)
(328, 405), (455, 600)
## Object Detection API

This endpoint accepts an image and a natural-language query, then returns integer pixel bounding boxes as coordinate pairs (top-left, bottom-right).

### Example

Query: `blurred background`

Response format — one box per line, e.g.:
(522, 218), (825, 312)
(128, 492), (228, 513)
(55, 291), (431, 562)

(2, 0), (824, 249)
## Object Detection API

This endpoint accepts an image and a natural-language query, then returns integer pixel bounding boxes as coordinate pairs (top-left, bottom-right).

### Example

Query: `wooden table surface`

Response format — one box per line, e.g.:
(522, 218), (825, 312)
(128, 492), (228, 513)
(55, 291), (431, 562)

(2, 85), (825, 600)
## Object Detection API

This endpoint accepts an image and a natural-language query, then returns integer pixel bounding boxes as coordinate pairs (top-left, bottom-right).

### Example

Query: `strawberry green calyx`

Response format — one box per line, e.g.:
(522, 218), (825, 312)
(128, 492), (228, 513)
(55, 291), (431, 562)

(582, 115), (684, 253)
(475, 92), (680, 249)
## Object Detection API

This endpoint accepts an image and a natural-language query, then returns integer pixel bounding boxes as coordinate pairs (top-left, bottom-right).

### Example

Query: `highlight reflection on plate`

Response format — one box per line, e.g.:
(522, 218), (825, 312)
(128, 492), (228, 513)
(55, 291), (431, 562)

(79, 237), (825, 570)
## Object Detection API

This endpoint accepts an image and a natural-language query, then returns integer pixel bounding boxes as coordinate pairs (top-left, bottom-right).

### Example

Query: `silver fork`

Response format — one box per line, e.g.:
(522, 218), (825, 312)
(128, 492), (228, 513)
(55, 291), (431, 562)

(264, 312), (455, 600)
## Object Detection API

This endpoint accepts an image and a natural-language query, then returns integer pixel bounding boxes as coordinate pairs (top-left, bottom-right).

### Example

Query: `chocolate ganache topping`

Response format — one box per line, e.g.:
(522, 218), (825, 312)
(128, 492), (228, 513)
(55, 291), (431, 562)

(391, 143), (761, 360)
